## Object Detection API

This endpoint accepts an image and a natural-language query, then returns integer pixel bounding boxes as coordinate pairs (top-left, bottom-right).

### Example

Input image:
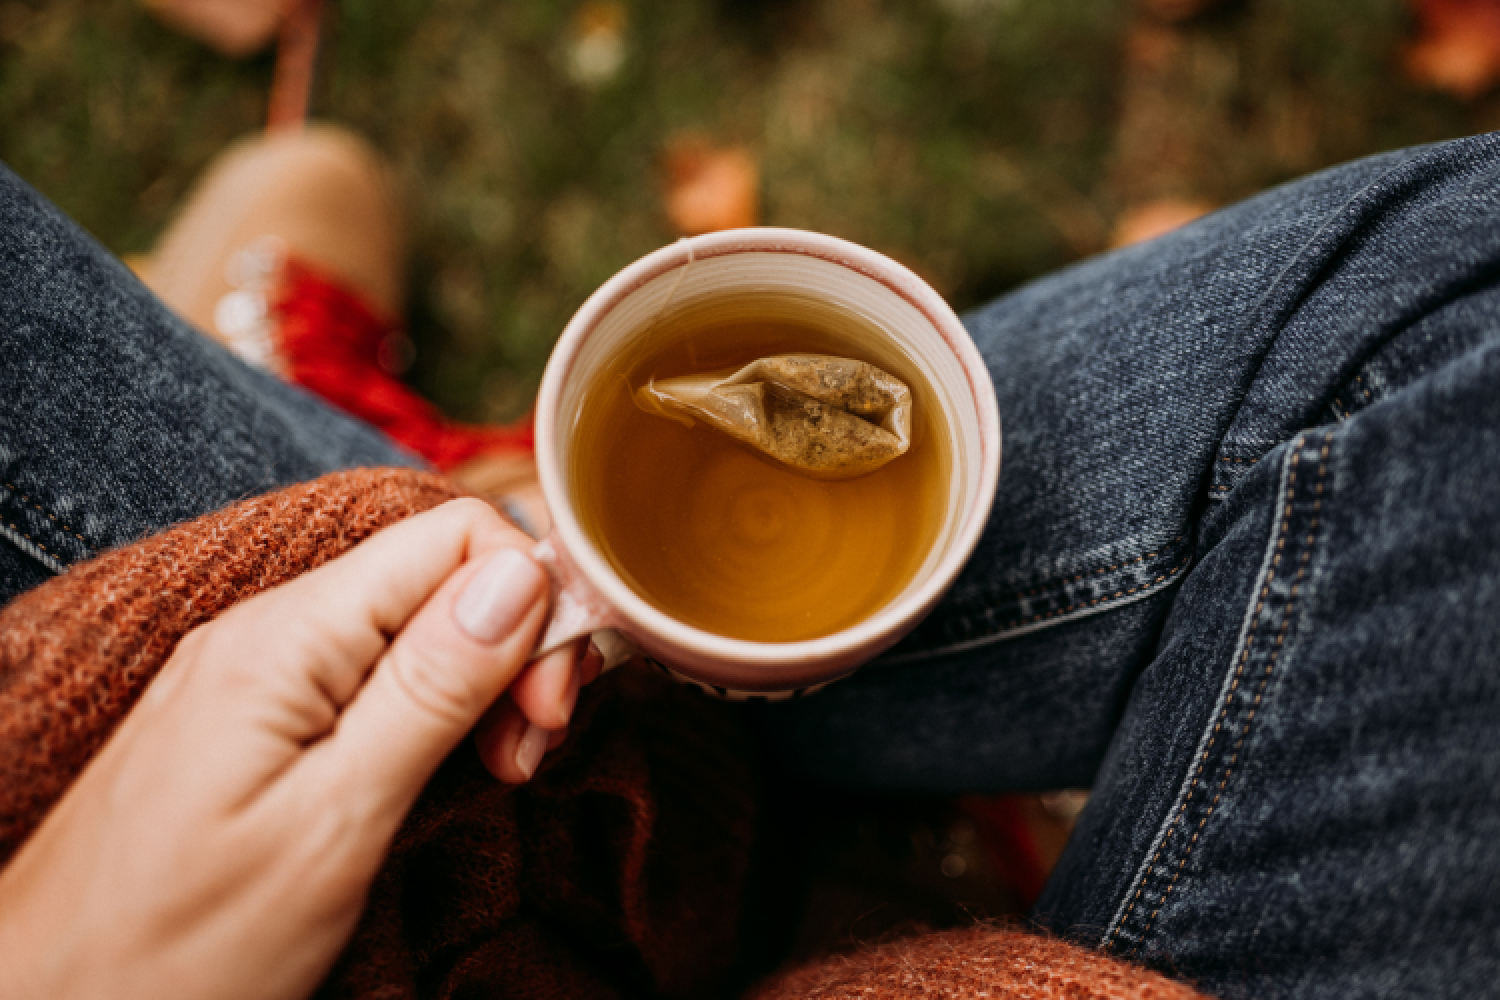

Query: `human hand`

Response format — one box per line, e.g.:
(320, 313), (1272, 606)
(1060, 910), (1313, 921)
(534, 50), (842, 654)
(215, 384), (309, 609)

(0, 498), (586, 1000)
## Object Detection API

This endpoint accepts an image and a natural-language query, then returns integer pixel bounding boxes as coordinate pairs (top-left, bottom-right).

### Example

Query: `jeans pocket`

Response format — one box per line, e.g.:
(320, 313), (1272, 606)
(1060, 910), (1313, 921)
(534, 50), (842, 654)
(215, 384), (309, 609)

(1104, 428), (1335, 960)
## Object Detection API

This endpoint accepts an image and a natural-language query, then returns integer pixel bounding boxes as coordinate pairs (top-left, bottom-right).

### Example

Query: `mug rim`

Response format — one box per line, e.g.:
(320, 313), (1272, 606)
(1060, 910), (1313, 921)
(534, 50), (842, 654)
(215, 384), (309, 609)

(534, 227), (1001, 684)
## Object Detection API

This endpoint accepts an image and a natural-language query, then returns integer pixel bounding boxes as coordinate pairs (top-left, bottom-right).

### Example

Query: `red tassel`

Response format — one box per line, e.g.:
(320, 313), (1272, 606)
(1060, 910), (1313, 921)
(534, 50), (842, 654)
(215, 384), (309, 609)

(1405, 0), (1500, 99)
(273, 258), (533, 470)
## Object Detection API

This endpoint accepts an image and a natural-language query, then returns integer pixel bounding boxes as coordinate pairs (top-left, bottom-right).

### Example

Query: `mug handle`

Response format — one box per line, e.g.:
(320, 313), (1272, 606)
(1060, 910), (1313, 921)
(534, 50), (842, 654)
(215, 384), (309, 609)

(530, 534), (637, 670)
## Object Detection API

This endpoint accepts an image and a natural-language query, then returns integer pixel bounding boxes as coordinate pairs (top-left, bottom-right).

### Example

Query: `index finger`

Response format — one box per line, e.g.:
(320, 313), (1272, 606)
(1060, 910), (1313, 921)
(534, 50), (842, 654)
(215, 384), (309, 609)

(194, 498), (533, 745)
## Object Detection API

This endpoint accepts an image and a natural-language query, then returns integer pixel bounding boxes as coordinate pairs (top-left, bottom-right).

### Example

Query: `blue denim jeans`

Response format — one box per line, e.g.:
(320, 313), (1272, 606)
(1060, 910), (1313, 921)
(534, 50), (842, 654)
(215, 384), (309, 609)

(761, 134), (1500, 997)
(5, 130), (1500, 999)
(0, 162), (418, 600)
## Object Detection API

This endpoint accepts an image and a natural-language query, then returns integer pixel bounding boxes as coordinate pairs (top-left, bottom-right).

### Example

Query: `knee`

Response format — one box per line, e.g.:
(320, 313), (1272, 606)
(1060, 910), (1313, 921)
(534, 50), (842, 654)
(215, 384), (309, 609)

(194, 126), (393, 224)
(240, 126), (394, 206)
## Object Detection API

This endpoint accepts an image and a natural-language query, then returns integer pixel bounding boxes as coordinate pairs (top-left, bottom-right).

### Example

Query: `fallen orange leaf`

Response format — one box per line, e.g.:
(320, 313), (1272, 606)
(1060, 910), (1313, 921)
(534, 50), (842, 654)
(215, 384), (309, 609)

(661, 136), (760, 236)
(1404, 0), (1500, 99)
(1110, 198), (1217, 249)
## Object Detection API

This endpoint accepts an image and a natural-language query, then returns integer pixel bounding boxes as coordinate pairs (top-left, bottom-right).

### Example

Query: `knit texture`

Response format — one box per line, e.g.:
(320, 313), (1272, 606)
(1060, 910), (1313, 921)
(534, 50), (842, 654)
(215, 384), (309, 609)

(0, 468), (1207, 999)
(0, 468), (759, 999)
(0, 466), (460, 860)
(750, 926), (1206, 1000)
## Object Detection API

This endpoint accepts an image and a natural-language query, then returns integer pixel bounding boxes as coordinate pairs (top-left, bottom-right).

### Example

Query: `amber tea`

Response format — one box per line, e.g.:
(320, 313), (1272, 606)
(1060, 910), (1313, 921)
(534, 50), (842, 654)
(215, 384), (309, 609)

(570, 297), (951, 643)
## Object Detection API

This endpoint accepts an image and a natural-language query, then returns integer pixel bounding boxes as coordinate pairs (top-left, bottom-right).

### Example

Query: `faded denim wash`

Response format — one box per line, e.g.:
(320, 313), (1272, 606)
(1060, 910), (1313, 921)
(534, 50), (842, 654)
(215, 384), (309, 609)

(6, 132), (1500, 998)
(763, 133), (1500, 998)
(0, 161), (418, 599)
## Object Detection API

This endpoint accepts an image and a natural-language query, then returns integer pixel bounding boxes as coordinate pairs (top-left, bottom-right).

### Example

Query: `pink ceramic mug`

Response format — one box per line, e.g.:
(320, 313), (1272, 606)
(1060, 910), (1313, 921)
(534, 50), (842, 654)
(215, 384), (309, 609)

(527, 228), (1001, 698)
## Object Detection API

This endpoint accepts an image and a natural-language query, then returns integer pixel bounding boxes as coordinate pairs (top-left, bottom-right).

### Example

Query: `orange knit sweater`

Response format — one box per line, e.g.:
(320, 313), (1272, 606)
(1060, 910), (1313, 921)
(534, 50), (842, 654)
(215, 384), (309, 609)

(0, 468), (1206, 1000)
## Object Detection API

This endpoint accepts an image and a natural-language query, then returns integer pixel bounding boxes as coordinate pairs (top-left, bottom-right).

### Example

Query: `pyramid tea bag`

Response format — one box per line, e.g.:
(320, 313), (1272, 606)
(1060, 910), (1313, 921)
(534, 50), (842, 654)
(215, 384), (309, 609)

(634, 354), (913, 478)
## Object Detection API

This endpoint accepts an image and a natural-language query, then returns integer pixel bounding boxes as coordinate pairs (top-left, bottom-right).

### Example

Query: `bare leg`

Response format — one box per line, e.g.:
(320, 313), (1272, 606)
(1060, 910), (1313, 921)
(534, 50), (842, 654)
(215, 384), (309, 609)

(139, 126), (551, 535)
(141, 125), (405, 337)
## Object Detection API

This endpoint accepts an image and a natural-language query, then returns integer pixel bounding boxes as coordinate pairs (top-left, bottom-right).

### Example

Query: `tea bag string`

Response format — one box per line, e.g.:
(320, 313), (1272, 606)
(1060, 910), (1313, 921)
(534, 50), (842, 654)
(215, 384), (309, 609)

(625, 239), (699, 404)
(637, 238), (697, 352)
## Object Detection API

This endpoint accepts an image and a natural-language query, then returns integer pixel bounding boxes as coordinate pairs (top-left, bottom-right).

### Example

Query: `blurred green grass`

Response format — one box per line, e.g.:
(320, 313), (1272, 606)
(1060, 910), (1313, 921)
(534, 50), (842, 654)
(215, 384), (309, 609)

(4, 0), (1498, 420)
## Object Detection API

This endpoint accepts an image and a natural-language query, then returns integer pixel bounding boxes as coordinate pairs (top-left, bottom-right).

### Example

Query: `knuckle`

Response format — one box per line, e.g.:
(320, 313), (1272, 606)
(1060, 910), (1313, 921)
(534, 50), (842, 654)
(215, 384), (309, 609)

(204, 601), (338, 688)
(186, 616), (260, 687)
(437, 496), (502, 531)
(416, 497), (531, 553)
(383, 639), (481, 726)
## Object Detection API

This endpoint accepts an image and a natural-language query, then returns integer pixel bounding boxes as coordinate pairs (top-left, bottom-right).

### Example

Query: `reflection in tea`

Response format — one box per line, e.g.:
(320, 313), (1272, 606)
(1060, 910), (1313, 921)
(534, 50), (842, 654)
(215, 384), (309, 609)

(570, 310), (949, 643)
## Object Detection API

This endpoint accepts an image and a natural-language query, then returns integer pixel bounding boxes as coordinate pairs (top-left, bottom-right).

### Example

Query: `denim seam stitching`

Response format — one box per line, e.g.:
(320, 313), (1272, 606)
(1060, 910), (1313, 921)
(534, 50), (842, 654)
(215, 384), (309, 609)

(1329, 373), (1373, 424)
(949, 534), (1191, 620)
(1103, 451), (1295, 949)
(882, 552), (1193, 664)
(1125, 434), (1327, 956)
(1013, 535), (1187, 597)
(1003, 552), (1193, 630)
(1, 481), (95, 554)
(0, 520), (68, 575)
(1101, 432), (1328, 952)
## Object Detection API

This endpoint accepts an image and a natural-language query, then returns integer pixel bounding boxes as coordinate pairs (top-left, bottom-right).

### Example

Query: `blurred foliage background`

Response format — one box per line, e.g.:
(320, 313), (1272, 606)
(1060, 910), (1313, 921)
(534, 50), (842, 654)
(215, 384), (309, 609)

(4, 0), (1499, 421)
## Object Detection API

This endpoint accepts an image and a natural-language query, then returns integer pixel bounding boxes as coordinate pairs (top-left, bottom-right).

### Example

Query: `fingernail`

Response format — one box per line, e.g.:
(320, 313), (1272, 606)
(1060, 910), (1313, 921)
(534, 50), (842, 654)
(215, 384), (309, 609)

(454, 549), (547, 644)
(558, 660), (582, 722)
(515, 722), (549, 780)
(580, 640), (604, 685)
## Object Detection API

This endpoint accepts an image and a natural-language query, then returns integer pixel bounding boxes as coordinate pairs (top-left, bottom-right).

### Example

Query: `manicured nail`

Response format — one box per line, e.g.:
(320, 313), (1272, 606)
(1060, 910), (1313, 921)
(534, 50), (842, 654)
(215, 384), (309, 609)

(453, 549), (546, 644)
(515, 722), (549, 780)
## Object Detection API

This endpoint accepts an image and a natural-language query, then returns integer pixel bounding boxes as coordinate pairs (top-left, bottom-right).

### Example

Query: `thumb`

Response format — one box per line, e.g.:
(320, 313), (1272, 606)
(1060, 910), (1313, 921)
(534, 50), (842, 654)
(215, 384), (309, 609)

(313, 547), (551, 818)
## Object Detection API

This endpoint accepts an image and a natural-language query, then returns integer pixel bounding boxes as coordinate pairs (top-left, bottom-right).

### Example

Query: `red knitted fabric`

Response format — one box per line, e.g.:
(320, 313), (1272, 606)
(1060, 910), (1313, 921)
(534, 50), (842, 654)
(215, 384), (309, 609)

(749, 926), (1206, 1000)
(0, 467), (461, 859)
(0, 469), (1207, 999)
(273, 260), (533, 470)
(0, 468), (758, 999)
(323, 656), (759, 1000)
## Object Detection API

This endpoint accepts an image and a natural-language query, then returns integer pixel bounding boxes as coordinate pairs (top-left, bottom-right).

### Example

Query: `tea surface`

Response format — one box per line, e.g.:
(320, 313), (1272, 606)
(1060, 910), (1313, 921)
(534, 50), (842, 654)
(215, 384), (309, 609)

(571, 311), (947, 643)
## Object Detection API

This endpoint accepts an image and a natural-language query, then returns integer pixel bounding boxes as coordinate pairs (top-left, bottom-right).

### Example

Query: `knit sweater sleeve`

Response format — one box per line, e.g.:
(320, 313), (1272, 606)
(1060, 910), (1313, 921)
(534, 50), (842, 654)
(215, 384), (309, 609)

(0, 467), (461, 863)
